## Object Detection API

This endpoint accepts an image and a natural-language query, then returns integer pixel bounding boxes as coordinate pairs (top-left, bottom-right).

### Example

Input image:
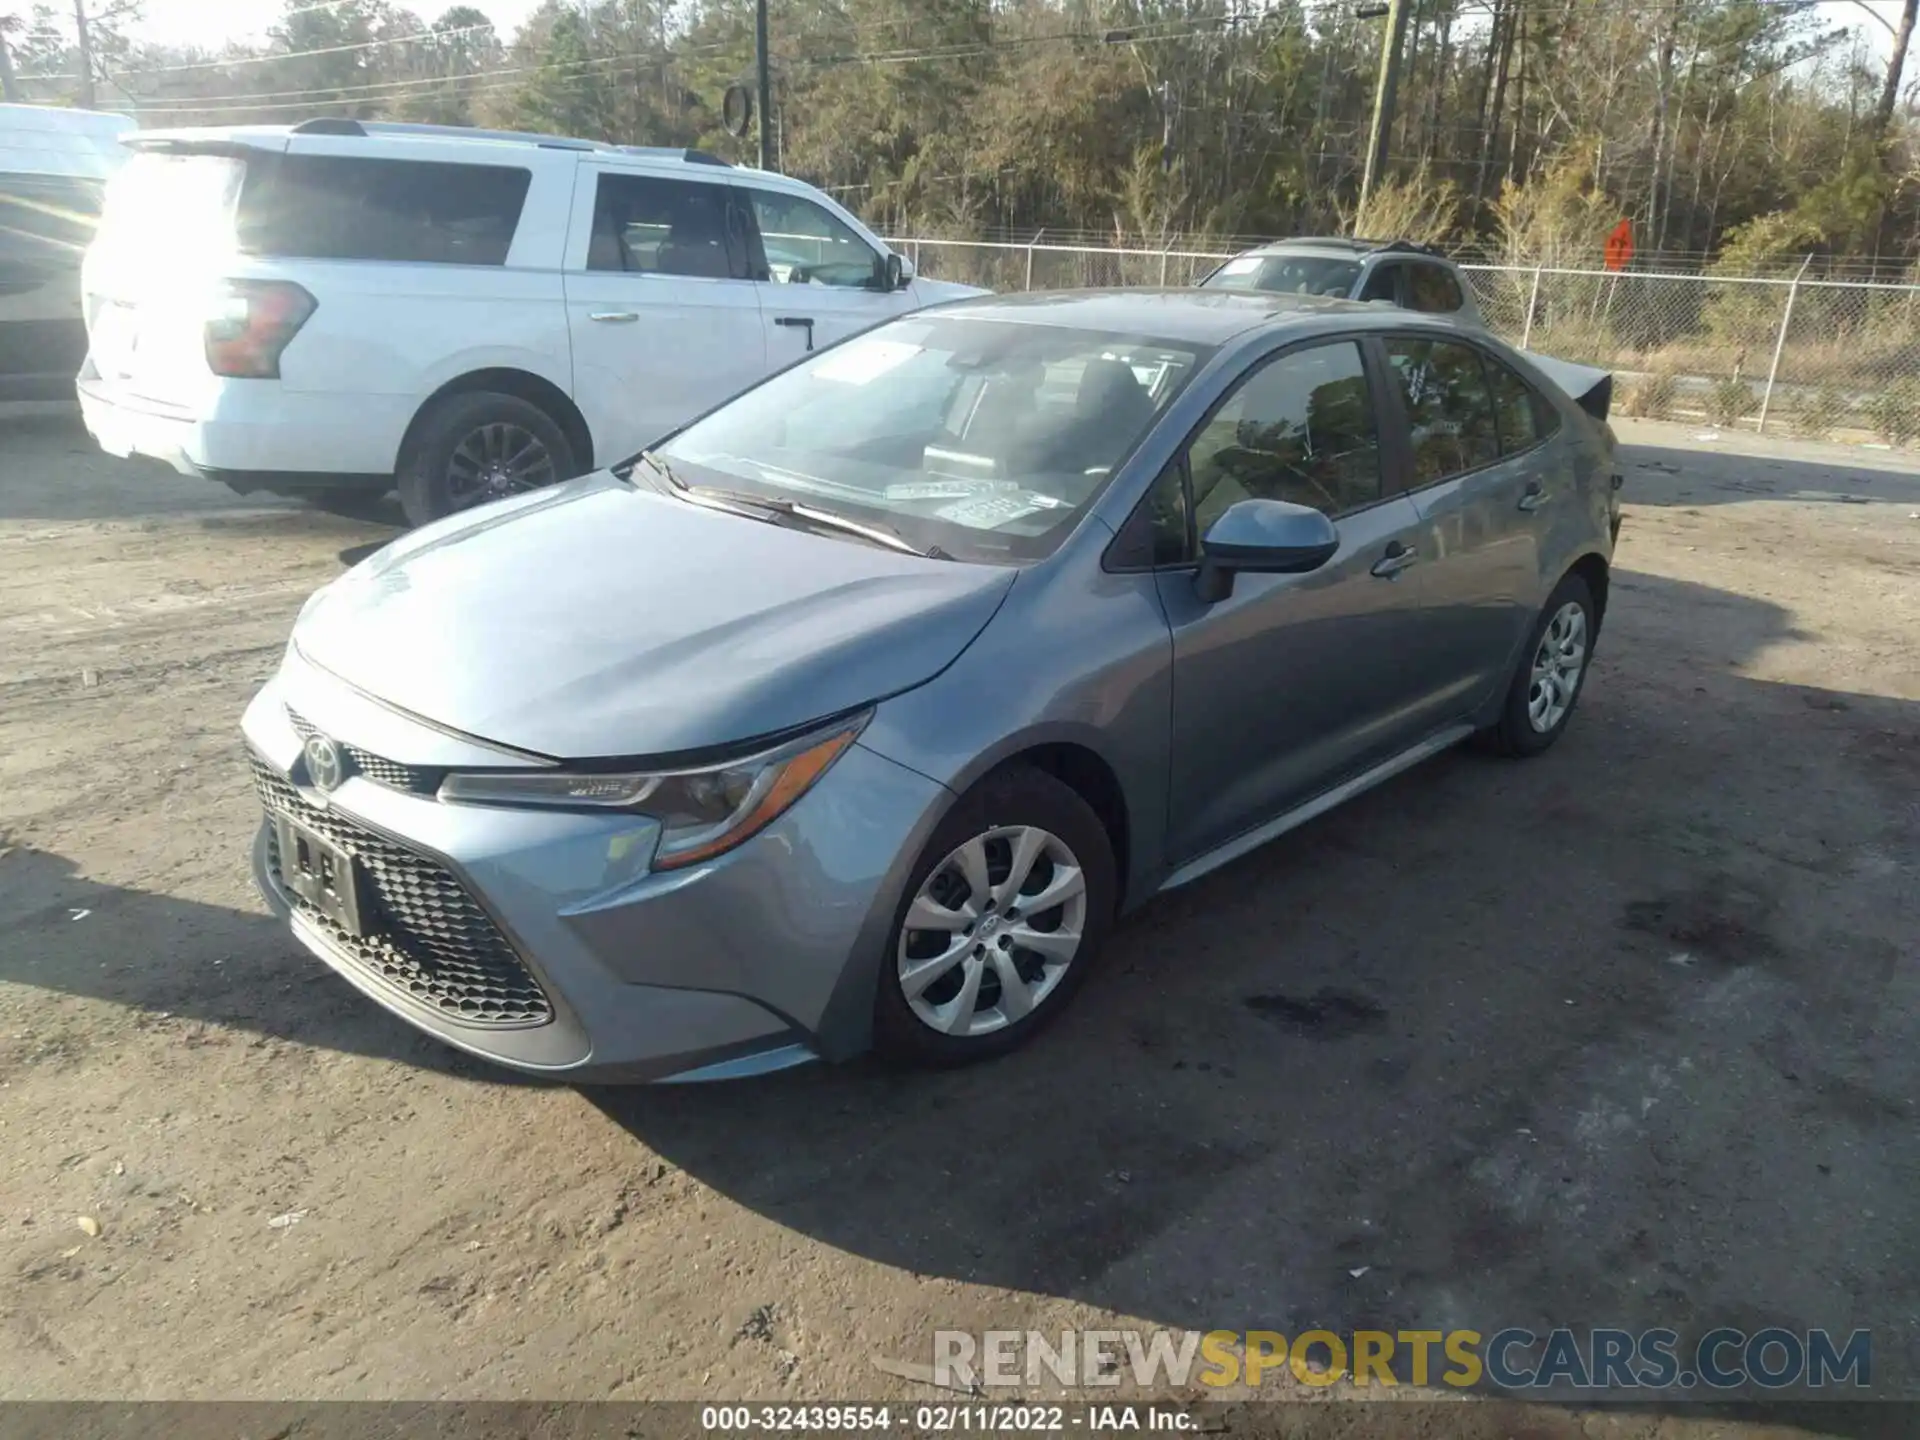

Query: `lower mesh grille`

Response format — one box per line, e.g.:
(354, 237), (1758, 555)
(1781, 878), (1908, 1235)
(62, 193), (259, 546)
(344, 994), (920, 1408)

(253, 758), (552, 1027)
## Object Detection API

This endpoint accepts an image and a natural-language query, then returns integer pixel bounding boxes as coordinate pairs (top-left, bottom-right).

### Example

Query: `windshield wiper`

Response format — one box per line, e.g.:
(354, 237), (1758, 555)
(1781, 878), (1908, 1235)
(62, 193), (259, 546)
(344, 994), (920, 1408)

(666, 477), (950, 560)
(630, 449), (686, 491)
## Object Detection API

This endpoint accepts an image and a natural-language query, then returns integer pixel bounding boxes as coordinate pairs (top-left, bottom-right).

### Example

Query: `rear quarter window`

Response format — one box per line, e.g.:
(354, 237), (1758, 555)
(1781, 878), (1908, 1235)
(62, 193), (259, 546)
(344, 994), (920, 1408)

(238, 155), (531, 266)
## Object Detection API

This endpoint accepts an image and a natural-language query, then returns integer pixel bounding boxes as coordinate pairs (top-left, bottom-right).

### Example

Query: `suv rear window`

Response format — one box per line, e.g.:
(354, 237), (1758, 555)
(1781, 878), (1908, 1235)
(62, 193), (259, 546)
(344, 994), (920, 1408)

(238, 154), (530, 266)
(1406, 262), (1465, 313)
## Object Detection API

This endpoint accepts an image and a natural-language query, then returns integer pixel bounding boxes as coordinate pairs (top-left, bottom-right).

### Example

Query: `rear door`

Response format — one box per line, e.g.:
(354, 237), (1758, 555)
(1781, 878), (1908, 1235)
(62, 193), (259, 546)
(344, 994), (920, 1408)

(1379, 333), (1548, 711)
(735, 184), (913, 364)
(563, 165), (767, 460)
(0, 170), (105, 397)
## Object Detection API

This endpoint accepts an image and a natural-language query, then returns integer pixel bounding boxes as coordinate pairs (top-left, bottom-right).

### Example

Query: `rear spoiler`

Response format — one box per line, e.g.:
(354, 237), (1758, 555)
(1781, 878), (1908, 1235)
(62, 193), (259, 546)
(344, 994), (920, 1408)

(1521, 352), (1613, 424)
(122, 135), (286, 159)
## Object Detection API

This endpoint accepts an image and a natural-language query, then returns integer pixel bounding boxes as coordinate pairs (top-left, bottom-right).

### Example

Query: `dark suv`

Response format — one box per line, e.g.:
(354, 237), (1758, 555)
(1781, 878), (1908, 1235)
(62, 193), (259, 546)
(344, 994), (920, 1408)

(1199, 237), (1485, 328)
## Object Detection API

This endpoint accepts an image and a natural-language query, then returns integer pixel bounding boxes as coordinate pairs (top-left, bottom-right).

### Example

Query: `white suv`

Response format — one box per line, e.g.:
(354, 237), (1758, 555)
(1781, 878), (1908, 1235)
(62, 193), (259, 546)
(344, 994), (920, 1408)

(77, 119), (982, 524)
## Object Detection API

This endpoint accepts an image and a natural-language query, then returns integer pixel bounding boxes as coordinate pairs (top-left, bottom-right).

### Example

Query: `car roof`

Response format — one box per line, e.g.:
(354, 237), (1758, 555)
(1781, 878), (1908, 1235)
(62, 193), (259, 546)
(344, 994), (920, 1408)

(120, 119), (832, 197)
(1239, 236), (1455, 264)
(929, 287), (1461, 347)
(0, 103), (137, 179)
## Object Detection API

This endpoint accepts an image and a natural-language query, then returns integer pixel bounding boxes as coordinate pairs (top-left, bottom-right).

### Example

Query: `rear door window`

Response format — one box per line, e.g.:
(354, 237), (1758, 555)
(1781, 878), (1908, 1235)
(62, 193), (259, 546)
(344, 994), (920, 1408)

(1406, 263), (1465, 313)
(587, 172), (745, 279)
(238, 155), (530, 265)
(1383, 337), (1501, 484)
(1358, 263), (1401, 304)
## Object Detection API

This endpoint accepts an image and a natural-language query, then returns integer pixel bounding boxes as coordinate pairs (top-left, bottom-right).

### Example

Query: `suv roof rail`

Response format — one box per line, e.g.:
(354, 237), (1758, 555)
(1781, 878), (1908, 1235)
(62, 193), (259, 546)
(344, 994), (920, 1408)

(286, 119), (735, 167)
(290, 118), (599, 151)
(615, 145), (733, 167)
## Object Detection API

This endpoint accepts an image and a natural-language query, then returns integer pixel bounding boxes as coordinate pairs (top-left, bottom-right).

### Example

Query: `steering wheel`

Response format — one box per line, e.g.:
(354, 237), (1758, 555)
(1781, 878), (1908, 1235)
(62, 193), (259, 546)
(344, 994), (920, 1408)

(1210, 443), (1342, 514)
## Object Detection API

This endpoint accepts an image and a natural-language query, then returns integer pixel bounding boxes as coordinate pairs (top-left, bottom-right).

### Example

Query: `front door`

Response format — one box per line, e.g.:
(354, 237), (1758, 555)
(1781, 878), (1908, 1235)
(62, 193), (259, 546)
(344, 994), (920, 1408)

(736, 186), (911, 364)
(563, 166), (767, 461)
(1156, 338), (1448, 864)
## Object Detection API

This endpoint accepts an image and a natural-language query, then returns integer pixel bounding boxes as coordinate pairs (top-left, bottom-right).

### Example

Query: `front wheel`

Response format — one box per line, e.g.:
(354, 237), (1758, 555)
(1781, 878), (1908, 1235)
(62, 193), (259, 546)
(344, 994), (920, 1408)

(874, 767), (1116, 1066)
(397, 391), (577, 528)
(1478, 571), (1597, 757)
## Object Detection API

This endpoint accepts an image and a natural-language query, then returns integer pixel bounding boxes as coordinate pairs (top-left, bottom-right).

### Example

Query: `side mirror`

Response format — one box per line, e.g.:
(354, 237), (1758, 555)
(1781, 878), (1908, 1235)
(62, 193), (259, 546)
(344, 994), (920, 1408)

(880, 252), (907, 291)
(1193, 498), (1340, 604)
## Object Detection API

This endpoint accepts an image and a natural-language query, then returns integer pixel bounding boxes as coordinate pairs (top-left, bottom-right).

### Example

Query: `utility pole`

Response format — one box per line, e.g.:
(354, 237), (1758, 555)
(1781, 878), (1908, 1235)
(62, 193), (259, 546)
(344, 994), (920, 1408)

(72, 0), (96, 109)
(0, 19), (20, 104)
(754, 0), (771, 170)
(1357, 0), (1411, 225)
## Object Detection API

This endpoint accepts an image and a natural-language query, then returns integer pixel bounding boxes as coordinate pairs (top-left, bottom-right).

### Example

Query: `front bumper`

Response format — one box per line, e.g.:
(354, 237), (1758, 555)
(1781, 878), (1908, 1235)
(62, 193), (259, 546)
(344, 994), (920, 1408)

(241, 666), (953, 1081)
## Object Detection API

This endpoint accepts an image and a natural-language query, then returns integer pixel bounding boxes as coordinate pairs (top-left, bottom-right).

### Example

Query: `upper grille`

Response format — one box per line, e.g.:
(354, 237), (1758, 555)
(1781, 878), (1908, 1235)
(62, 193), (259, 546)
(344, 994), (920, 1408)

(286, 709), (443, 795)
(253, 758), (552, 1027)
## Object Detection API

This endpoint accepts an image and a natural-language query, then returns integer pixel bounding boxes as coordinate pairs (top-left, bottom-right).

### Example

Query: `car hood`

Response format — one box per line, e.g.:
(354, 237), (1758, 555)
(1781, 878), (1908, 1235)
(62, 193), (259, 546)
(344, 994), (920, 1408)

(293, 474), (1017, 760)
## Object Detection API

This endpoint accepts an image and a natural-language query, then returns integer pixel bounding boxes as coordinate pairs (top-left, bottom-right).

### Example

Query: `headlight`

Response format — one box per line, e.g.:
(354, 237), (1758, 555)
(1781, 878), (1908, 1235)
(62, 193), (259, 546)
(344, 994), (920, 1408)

(436, 714), (868, 870)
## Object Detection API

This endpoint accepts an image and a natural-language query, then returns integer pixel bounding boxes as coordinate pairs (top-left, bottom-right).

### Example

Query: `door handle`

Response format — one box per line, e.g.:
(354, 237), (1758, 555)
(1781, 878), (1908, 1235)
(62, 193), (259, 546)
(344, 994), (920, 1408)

(1517, 480), (1547, 512)
(1370, 541), (1419, 579)
(775, 315), (817, 351)
(590, 311), (640, 324)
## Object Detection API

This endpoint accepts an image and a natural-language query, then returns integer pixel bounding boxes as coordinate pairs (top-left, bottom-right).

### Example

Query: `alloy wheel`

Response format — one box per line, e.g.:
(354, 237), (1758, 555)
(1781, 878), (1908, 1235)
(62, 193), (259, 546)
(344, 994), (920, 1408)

(446, 422), (557, 509)
(896, 825), (1088, 1038)
(1527, 600), (1589, 733)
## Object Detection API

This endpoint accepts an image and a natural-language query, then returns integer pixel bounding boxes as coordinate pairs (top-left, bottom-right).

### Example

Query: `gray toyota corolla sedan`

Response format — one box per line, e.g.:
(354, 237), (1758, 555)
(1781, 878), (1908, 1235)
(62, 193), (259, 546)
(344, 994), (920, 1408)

(242, 289), (1622, 1082)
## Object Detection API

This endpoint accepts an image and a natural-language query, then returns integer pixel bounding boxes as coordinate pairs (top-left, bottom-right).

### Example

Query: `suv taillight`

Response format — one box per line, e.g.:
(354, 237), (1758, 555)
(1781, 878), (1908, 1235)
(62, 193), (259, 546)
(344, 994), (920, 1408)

(205, 280), (316, 379)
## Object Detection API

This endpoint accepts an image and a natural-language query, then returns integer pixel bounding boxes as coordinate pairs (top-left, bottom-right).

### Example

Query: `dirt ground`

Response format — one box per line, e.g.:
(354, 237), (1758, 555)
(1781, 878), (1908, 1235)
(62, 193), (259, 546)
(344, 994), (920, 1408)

(2, 408), (1917, 1435)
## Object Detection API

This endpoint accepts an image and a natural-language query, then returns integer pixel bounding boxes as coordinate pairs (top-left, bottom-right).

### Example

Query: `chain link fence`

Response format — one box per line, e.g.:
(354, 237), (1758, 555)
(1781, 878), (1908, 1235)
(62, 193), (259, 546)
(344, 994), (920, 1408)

(893, 237), (1920, 447)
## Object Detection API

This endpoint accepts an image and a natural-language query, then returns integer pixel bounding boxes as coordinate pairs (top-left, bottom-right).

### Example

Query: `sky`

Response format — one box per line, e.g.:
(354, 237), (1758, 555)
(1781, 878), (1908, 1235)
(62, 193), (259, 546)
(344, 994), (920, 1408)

(132, 0), (548, 53)
(129, 0), (1904, 61)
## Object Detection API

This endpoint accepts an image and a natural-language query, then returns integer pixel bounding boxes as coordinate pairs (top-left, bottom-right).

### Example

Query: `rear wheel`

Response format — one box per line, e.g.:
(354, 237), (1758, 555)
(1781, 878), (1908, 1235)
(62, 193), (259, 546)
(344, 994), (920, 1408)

(397, 391), (576, 527)
(1478, 571), (1597, 757)
(874, 767), (1116, 1066)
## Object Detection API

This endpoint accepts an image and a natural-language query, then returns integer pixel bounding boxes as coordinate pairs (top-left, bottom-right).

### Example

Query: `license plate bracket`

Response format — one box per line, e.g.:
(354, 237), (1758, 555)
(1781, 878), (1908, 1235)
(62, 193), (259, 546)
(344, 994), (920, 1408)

(274, 814), (371, 937)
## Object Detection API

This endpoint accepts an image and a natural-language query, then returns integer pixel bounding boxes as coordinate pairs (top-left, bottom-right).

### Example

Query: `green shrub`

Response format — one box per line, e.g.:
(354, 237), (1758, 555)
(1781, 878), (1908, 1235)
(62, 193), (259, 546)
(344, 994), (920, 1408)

(1788, 386), (1851, 440)
(1864, 378), (1920, 447)
(1705, 377), (1758, 427)
(1621, 370), (1678, 420)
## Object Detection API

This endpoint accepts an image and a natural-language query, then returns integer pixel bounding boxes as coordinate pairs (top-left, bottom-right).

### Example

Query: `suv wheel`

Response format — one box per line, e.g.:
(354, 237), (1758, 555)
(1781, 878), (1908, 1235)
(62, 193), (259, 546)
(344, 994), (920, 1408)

(398, 391), (577, 527)
(874, 766), (1116, 1067)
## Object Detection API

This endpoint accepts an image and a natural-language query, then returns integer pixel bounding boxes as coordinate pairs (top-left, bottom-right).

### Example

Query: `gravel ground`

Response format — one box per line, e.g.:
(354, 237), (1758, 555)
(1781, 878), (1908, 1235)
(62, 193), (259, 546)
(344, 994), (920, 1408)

(1, 409), (1916, 1438)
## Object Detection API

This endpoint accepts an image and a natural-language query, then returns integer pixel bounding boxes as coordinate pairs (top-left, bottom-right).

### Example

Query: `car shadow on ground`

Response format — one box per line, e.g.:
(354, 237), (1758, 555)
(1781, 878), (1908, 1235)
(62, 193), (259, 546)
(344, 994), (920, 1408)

(4, 568), (1916, 1425)
(573, 569), (1917, 1420)
(0, 845), (543, 1085)
(1620, 433), (1920, 509)
(0, 409), (408, 539)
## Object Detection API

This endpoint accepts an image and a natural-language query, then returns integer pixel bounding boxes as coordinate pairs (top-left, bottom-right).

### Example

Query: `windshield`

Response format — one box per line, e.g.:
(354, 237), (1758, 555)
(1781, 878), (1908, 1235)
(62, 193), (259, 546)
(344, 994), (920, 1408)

(652, 315), (1211, 564)
(1203, 253), (1361, 298)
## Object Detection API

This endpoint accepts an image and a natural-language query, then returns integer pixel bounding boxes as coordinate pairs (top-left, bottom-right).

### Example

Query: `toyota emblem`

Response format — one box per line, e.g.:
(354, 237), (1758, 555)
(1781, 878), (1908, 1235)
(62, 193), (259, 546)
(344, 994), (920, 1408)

(303, 733), (345, 793)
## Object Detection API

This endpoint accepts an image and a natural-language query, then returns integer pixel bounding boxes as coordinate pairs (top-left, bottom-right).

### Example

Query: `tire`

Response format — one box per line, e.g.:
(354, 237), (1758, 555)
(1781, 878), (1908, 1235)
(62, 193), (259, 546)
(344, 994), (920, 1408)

(1478, 571), (1597, 757)
(397, 391), (577, 528)
(873, 766), (1117, 1067)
